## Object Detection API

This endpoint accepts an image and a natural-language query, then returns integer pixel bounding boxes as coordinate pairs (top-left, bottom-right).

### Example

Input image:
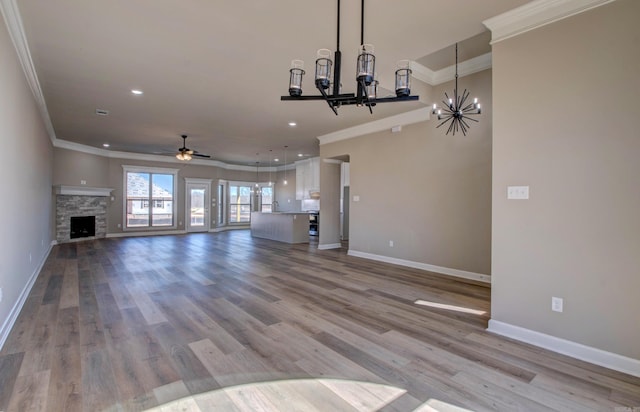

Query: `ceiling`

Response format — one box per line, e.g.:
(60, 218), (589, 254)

(13, 0), (531, 166)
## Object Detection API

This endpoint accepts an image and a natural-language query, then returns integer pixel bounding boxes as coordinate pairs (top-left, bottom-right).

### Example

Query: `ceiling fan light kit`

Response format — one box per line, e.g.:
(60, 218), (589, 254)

(282, 0), (418, 115)
(175, 134), (210, 161)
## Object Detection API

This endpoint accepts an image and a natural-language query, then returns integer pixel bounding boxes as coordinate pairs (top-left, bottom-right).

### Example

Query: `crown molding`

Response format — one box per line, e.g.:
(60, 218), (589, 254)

(0, 0), (57, 143)
(483, 0), (616, 44)
(411, 53), (492, 87)
(53, 139), (290, 172)
(317, 107), (430, 146)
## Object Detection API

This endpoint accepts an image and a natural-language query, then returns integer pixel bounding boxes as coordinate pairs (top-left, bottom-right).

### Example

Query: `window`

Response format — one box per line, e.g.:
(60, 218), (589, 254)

(123, 166), (178, 229)
(260, 186), (274, 212)
(218, 183), (225, 226)
(229, 184), (252, 223)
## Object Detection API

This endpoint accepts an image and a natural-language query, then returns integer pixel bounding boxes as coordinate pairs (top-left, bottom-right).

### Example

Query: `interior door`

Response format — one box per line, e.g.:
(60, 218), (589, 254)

(186, 182), (210, 232)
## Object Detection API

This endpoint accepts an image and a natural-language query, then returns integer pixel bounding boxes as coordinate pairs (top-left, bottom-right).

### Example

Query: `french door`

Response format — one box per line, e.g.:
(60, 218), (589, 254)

(185, 179), (211, 233)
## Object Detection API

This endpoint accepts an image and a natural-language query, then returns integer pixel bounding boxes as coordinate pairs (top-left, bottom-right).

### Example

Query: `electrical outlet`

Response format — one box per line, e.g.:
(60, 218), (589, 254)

(552, 297), (563, 312)
(80, 180), (87, 185)
(117, 223), (121, 228)
(507, 186), (529, 200)
(0, 287), (3, 303)
(389, 240), (394, 247)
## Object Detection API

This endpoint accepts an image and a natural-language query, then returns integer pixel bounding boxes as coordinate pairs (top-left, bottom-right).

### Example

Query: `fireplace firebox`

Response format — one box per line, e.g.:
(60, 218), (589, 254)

(70, 216), (96, 239)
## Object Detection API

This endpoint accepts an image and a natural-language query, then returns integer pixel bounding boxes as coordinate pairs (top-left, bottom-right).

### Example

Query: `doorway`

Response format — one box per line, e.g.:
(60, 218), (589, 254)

(185, 179), (211, 233)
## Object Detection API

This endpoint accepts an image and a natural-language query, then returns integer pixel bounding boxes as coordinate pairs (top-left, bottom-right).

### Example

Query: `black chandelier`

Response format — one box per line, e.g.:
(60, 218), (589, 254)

(431, 43), (481, 136)
(281, 0), (419, 115)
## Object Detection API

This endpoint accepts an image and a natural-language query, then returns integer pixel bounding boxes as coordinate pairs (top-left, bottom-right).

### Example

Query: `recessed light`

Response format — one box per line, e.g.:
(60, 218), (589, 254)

(298, 153), (304, 157)
(274, 158), (279, 162)
(131, 89), (143, 95)
(103, 143), (110, 148)
(288, 122), (297, 127)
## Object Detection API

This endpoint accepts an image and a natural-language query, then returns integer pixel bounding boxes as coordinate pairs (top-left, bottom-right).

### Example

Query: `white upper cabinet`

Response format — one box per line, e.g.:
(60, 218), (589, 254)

(295, 157), (320, 200)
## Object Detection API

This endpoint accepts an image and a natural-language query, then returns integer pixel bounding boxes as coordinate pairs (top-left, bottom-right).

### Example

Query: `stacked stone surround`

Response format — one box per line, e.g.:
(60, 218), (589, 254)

(56, 195), (107, 243)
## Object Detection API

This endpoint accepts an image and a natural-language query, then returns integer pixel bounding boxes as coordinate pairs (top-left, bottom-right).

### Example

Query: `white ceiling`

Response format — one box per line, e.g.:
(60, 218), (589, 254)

(13, 0), (531, 166)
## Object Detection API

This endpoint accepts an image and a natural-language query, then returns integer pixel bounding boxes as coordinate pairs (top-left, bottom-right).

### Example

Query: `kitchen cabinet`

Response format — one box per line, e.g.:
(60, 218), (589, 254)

(250, 212), (310, 243)
(295, 157), (320, 200)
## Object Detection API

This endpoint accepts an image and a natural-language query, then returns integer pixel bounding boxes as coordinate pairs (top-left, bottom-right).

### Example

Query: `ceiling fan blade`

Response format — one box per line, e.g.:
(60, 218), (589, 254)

(192, 153), (211, 158)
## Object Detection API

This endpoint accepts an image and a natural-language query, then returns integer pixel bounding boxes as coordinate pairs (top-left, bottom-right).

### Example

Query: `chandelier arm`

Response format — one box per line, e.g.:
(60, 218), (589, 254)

(317, 85), (339, 115)
(460, 89), (469, 106)
(447, 119), (457, 135)
(460, 120), (469, 136)
(358, 78), (374, 114)
(461, 103), (476, 112)
(436, 116), (454, 129)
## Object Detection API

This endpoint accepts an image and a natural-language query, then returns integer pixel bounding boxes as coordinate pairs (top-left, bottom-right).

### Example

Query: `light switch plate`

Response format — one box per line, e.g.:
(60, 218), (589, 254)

(353, 195), (360, 202)
(507, 186), (529, 200)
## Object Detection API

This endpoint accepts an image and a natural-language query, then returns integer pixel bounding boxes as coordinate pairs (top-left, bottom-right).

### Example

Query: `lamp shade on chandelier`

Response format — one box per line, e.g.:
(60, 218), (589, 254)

(282, 0), (418, 115)
(432, 43), (481, 136)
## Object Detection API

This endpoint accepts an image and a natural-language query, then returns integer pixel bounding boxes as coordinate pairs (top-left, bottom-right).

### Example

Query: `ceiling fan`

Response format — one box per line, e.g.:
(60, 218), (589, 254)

(175, 134), (210, 160)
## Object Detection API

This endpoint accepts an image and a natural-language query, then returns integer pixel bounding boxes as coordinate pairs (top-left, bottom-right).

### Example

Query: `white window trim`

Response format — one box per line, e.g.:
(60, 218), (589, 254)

(227, 181), (254, 225)
(122, 165), (179, 231)
(217, 179), (228, 227)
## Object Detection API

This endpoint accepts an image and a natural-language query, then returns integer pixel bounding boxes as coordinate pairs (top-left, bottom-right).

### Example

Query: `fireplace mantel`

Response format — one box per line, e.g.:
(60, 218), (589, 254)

(54, 185), (113, 197)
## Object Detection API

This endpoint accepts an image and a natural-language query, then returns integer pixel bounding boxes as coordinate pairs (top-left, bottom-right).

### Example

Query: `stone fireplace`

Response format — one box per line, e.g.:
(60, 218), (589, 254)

(54, 186), (112, 243)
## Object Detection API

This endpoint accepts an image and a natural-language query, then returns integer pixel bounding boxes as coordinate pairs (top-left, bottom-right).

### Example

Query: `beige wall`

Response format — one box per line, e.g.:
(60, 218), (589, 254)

(0, 16), (53, 342)
(52, 148), (300, 233)
(320, 69), (492, 275)
(491, 0), (640, 359)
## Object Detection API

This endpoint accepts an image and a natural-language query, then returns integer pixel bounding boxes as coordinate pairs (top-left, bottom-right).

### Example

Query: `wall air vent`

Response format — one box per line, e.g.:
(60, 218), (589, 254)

(95, 109), (109, 116)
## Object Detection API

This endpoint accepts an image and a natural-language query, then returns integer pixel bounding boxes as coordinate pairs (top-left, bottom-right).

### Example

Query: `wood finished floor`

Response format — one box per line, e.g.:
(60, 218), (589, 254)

(0, 231), (638, 411)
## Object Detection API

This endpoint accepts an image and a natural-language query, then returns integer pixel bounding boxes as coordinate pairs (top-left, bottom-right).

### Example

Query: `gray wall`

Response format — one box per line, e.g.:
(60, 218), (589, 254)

(0, 16), (53, 343)
(320, 69), (492, 275)
(491, 0), (640, 359)
(52, 148), (300, 233)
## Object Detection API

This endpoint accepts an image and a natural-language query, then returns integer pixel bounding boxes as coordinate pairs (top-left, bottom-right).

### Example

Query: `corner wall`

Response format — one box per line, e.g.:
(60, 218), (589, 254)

(0, 14), (53, 346)
(320, 69), (492, 278)
(491, 0), (640, 362)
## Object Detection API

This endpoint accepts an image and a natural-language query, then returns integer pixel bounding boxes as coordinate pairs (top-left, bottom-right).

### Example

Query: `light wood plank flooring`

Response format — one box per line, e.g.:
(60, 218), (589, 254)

(0, 231), (638, 411)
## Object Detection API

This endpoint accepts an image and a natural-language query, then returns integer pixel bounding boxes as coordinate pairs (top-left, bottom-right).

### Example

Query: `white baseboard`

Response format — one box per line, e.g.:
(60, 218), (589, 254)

(488, 319), (640, 378)
(318, 243), (342, 250)
(0, 243), (53, 350)
(211, 226), (250, 233)
(106, 229), (187, 238)
(347, 250), (490, 284)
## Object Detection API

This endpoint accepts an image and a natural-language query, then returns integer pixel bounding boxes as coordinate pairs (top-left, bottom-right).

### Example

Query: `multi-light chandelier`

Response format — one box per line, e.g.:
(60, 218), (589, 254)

(281, 0), (418, 115)
(431, 43), (481, 136)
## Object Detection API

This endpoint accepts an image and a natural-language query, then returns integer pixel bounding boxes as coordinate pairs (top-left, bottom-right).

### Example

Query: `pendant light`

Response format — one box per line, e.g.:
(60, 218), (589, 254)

(283, 146), (288, 185)
(431, 43), (481, 136)
(269, 149), (273, 187)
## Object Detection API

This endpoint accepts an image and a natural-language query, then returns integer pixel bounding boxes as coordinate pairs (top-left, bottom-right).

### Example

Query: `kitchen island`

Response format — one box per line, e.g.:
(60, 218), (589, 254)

(250, 212), (310, 244)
